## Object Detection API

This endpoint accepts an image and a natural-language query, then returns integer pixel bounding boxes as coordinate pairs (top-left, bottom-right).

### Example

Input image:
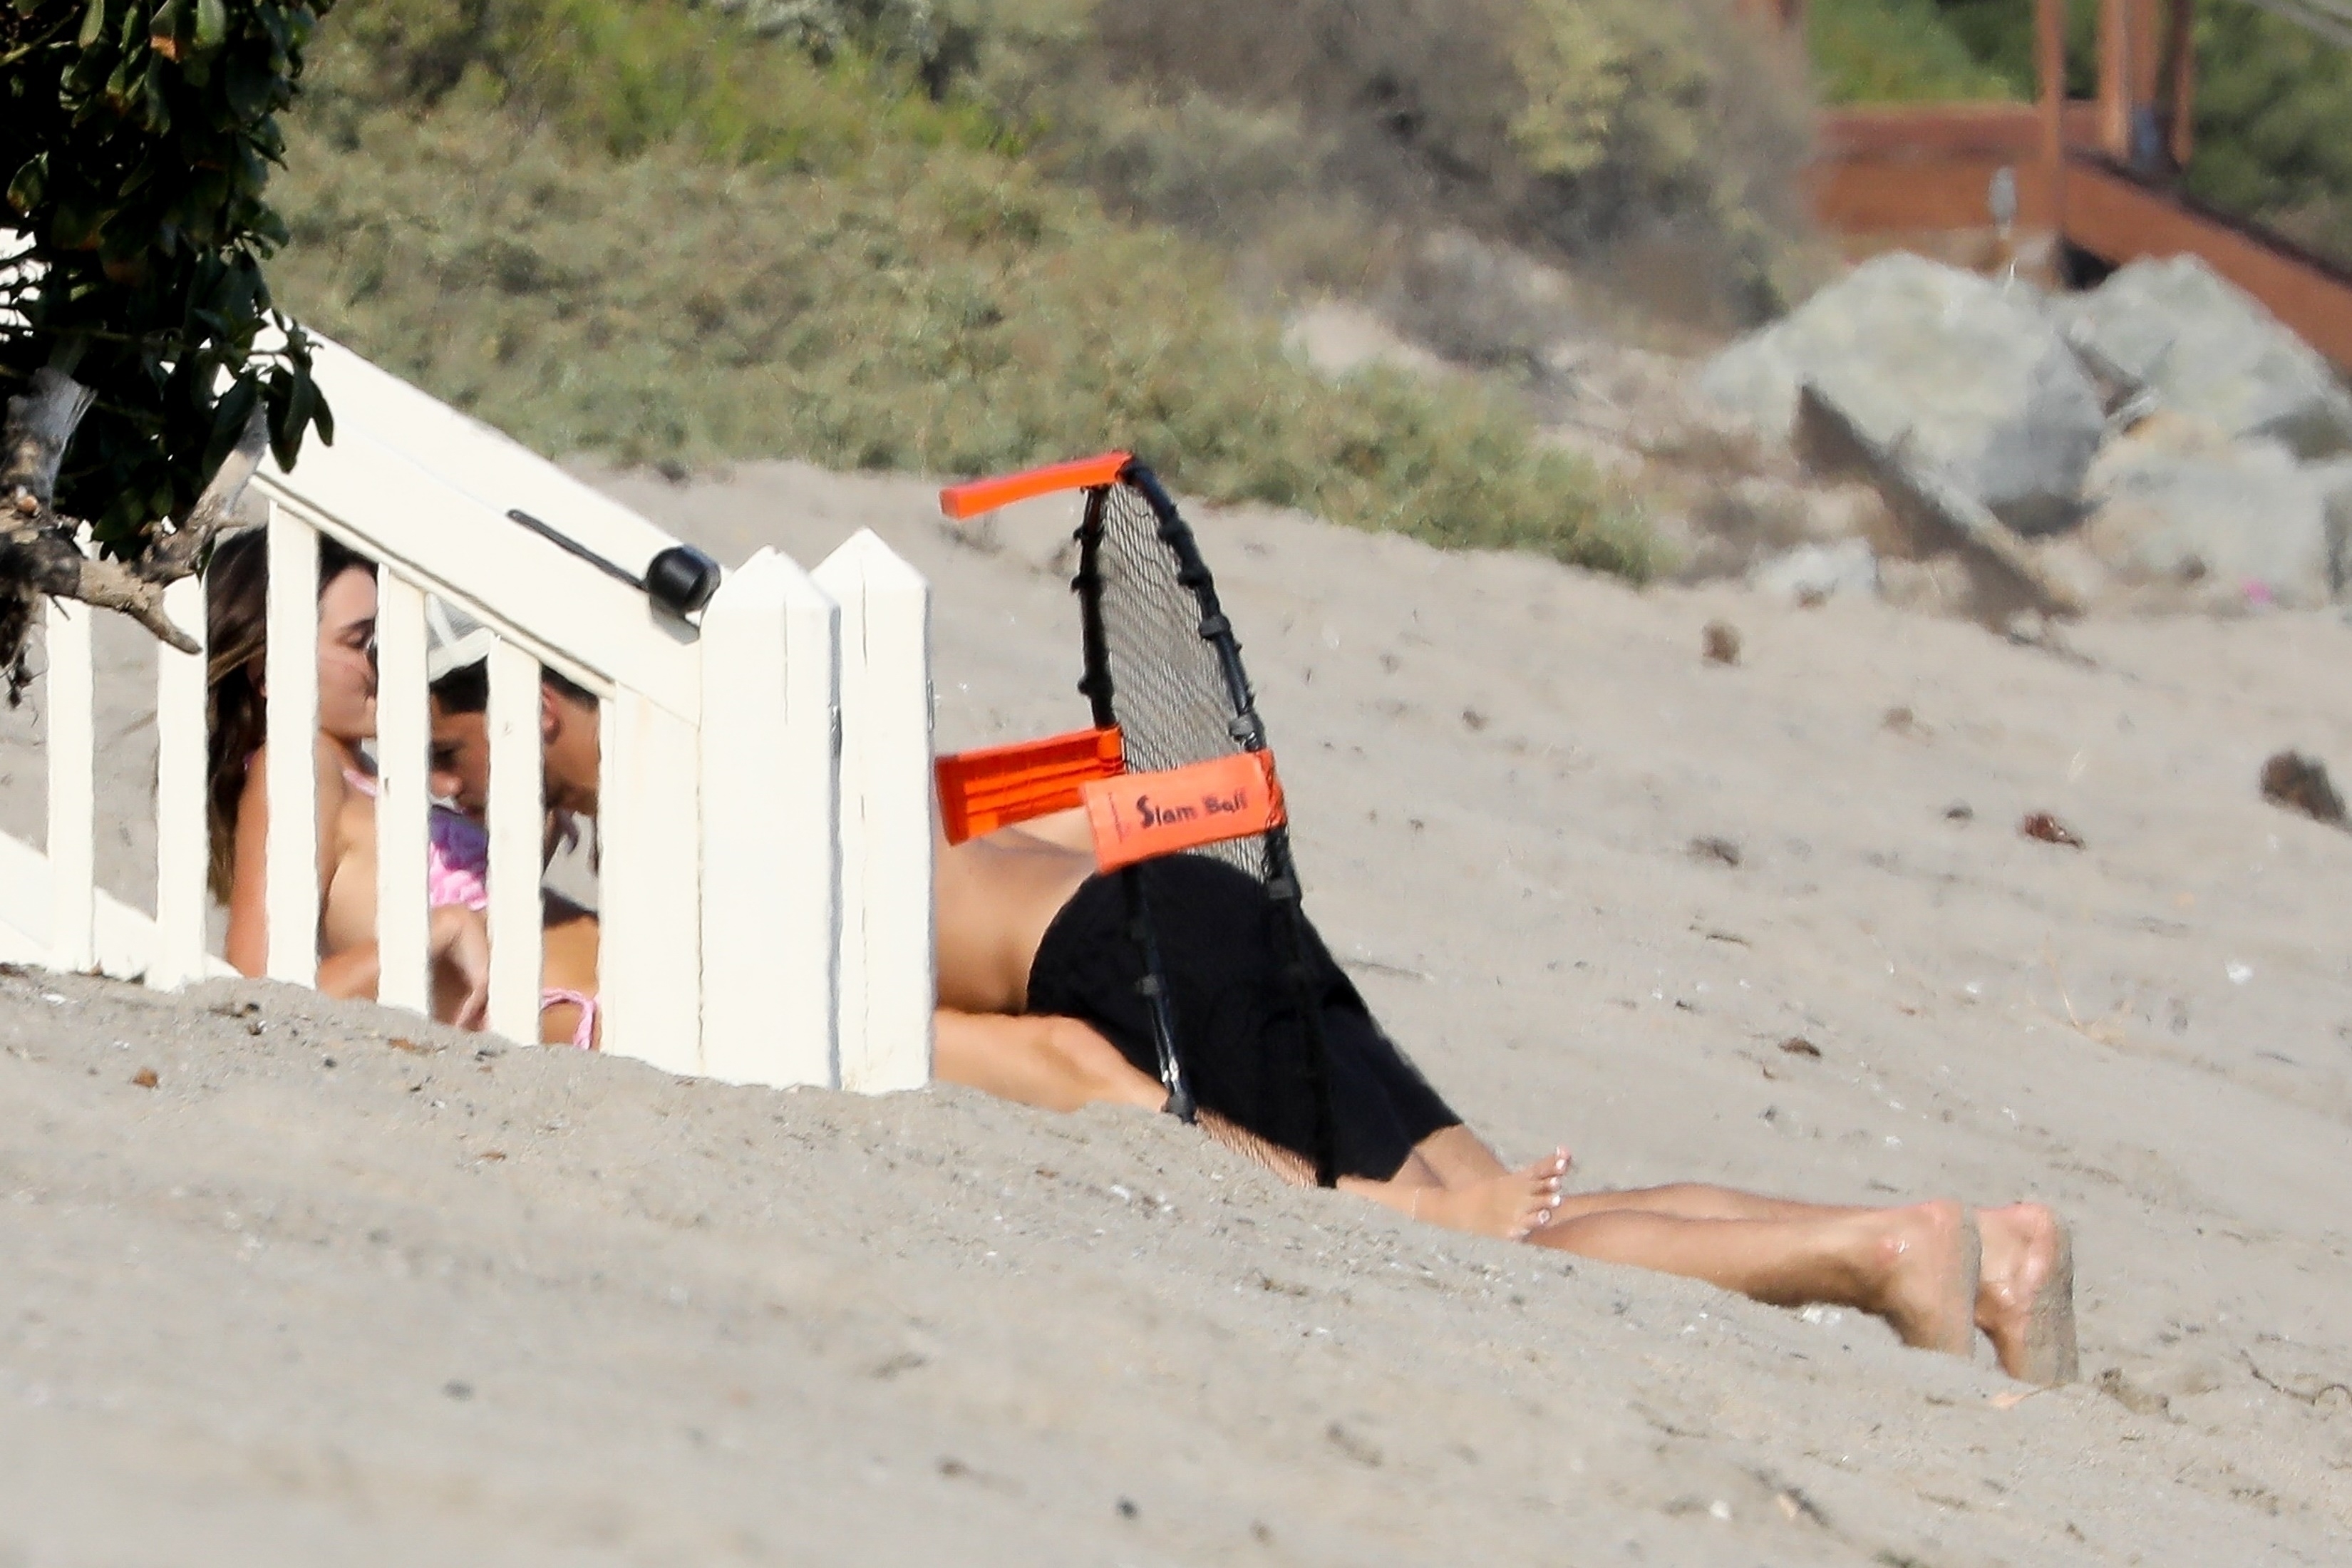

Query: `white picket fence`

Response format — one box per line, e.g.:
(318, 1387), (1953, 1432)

(0, 337), (935, 1091)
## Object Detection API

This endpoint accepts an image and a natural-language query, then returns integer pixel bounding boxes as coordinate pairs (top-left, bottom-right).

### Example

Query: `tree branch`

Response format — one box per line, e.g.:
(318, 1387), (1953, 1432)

(1, 366), (96, 517)
(0, 365), (210, 653)
(136, 403), (270, 587)
(0, 515), (197, 652)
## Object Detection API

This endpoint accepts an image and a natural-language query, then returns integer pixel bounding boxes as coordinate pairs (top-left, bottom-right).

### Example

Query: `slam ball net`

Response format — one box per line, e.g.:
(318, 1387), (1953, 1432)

(938, 455), (1339, 1187)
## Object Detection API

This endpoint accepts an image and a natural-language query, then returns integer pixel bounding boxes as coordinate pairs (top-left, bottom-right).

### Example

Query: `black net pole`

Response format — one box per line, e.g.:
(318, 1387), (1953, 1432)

(1073, 485), (1196, 1123)
(1120, 465), (1339, 1190)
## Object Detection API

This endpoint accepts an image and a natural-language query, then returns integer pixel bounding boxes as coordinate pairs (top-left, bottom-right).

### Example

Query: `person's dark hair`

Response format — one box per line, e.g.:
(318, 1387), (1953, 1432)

(429, 658), (597, 716)
(545, 666), (597, 708)
(428, 658), (488, 716)
(205, 528), (372, 903)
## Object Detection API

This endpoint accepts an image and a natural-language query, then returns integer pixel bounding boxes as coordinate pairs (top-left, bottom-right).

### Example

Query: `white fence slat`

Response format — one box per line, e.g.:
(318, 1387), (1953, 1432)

(263, 504), (321, 986)
(814, 530), (934, 1094)
(43, 597), (96, 974)
(373, 574), (432, 1013)
(150, 576), (210, 989)
(0, 833), (234, 979)
(485, 639), (545, 1043)
(599, 688), (703, 1074)
(698, 549), (840, 1087)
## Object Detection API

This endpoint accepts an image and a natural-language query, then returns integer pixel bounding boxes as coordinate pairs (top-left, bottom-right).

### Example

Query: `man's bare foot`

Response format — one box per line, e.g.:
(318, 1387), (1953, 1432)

(1864, 1200), (1982, 1357)
(1976, 1202), (2078, 1385)
(1410, 1149), (1569, 1240)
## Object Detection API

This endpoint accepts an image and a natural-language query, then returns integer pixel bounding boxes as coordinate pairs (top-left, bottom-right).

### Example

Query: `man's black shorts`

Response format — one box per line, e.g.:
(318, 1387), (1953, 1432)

(1024, 854), (1461, 1180)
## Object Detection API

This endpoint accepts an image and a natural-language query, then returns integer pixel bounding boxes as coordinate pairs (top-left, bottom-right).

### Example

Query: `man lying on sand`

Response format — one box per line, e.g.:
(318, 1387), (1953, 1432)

(934, 814), (2078, 1383)
(413, 612), (2073, 1383)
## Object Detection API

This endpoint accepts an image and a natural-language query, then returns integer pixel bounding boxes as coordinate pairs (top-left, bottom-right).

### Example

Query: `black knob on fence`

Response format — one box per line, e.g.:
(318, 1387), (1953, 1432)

(644, 545), (722, 617)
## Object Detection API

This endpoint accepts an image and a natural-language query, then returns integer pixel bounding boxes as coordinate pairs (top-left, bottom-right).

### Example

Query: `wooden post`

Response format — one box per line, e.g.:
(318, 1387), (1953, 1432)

(2098, 0), (2132, 159)
(2128, 0), (2164, 101)
(2165, 0), (2196, 170)
(2040, 0), (2070, 235)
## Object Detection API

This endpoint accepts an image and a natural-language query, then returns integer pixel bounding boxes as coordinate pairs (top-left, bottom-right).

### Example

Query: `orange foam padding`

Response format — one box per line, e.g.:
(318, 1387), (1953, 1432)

(939, 452), (1132, 520)
(1081, 751), (1286, 874)
(936, 726), (1128, 845)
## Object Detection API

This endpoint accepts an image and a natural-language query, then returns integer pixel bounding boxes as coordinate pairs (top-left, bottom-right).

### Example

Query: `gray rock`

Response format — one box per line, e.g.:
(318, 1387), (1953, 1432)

(2062, 256), (2352, 460)
(2080, 414), (2336, 607)
(1749, 538), (1878, 604)
(1698, 252), (2103, 535)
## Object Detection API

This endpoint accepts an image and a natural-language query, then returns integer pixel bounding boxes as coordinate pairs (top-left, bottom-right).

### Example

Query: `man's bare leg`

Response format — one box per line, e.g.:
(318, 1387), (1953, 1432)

(932, 1011), (2037, 1352)
(1972, 1202), (2077, 1383)
(1341, 1148), (1570, 1241)
(1407, 1123), (1513, 1185)
(1539, 1182), (2073, 1380)
(1527, 1199), (1983, 1358)
(935, 1009), (1166, 1113)
(1190, 1114), (1567, 1242)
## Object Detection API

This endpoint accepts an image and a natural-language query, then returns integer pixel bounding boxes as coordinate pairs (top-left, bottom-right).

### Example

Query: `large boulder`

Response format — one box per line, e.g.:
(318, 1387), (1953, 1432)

(2062, 256), (2352, 460)
(2079, 413), (2337, 608)
(1698, 252), (2104, 536)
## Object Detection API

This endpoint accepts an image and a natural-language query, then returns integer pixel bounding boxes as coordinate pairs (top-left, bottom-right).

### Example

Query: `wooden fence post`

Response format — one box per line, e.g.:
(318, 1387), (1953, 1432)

(599, 686), (705, 1073)
(485, 639), (546, 1043)
(373, 572), (433, 1013)
(699, 547), (842, 1087)
(150, 576), (210, 989)
(813, 530), (934, 1094)
(43, 596), (94, 974)
(263, 502), (321, 986)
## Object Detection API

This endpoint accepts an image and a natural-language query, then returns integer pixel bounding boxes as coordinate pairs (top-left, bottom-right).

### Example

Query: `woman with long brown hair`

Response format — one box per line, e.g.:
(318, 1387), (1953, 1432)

(205, 528), (492, 1023)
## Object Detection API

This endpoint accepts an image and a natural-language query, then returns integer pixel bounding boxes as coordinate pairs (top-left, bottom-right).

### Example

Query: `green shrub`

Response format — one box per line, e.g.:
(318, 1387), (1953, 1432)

(271, 76), (1649, 574)
(1806, 0), (2018, 104)
(1060, 0), (1815, 322)
(2178, 5), (2352, 264)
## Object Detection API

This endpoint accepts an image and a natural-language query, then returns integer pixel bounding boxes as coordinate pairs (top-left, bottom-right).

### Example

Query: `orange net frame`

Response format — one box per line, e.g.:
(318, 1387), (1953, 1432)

(934, 726), (1126, 845)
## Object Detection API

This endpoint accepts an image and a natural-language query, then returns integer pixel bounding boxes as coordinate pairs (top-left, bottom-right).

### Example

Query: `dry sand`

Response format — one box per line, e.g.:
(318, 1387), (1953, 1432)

(4, 460), (2351, 1564)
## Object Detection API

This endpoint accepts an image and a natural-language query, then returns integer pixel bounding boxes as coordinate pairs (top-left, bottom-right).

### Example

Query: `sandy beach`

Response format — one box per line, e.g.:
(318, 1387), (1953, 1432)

(4, 459), (2350, 1564)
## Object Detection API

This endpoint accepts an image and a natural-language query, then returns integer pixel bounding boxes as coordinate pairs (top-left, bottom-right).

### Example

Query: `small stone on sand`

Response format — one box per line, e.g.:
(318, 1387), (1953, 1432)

(2019, 812), (2084, 848)
(1689, 835), (1742, 867)
(2259, 751), (2345, 826)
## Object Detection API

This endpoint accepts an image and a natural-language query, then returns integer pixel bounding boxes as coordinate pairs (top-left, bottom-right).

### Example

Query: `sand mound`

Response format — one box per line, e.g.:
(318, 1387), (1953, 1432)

(4, 461), (2350, 1562)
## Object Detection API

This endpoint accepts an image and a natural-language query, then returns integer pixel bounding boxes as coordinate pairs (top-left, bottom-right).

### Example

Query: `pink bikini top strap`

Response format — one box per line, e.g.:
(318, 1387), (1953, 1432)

(540, 989), (599, 1051)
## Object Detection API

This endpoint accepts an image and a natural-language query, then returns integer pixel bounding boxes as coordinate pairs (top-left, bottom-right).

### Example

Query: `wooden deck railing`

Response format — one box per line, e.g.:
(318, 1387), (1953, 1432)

(1785, 0), (2352, 370)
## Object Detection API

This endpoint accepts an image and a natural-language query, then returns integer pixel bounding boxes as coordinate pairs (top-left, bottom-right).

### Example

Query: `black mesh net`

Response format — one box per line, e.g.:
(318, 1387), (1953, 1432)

(1078, 468), (1334, 1183)
(1086, 480), (1269, 880)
